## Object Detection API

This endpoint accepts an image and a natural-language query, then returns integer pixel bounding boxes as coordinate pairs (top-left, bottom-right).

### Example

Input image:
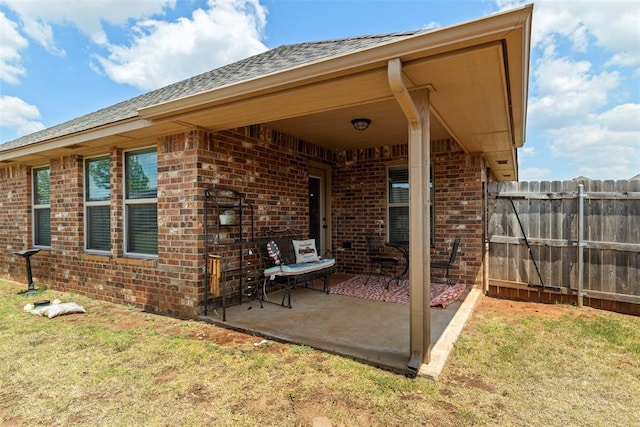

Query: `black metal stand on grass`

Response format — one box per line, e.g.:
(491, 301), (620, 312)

(13, 248), (41, 296)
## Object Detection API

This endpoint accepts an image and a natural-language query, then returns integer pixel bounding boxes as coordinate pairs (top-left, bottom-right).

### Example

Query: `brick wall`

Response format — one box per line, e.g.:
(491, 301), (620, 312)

(196, 127), (335, 304)
(0, 126), (336, 317)
(431, 140), (485, 285)
(332, 145), (407, 273)
(333, 140), (485, 286)
(0, 127), (486, 317)
(0, 165), (41, 278)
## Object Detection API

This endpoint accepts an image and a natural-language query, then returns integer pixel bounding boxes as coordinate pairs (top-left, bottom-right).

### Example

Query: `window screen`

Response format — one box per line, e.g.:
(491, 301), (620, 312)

(85, 157), (111, 251)
(388, 166), (409, 242)
(127, 204), (158, 254)
(387, 164), (434, 245)
(33, 166), (51, 247)
(125, 148), (158, 255)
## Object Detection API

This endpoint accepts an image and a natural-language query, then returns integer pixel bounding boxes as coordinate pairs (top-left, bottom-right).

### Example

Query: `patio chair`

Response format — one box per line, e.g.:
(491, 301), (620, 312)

(365, 233), (400, 288)
(430, 236), (460, 285)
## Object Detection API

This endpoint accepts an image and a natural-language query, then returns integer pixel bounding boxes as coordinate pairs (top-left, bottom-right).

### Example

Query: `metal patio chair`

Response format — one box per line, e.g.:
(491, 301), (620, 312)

(430, 236), (461, 285)
(365, 233), (400, 288)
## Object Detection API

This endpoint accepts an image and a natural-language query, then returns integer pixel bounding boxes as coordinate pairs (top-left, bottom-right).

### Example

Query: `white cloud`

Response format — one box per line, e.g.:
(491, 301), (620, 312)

(518, 167), (551, 182)
(503, 0), (640, 180)
(21, 18), (64, 56)
(1, 0), (267, 90)
(0, 0), (268, 140)
(517, 147), (551, 182)
(0, 11), (28, 84)
(597, 103), (640, 132)
(518, 146), (536, 159)
(528, 48), (620, 130)
(422, 21), (440, 31)
(526, 0), (640, 53)
(93, 0), (268, 90)
(1, 0), (174, 50)
(546, 104), (640, 180)
(0, 95), (45, 136)
(606, 51), (640, 77)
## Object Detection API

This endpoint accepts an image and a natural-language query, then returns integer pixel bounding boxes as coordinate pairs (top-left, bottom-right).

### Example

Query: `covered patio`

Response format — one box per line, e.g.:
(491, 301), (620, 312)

(150, 5), (533, 375)
(200, 275), (483, 378)
(0, 6), (532, 379)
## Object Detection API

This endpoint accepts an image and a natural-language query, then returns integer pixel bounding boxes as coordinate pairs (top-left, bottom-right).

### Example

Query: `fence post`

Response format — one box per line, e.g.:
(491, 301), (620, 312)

(577, 184), (585, 307)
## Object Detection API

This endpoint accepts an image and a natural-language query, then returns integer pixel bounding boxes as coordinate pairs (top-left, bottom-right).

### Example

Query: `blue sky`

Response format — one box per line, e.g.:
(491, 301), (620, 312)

(1, 0), (638, 181)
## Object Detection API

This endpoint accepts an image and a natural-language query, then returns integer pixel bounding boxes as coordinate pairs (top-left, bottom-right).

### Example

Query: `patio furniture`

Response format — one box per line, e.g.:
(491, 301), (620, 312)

(203, 187), (259, 321)
(13, 248), (41, 296)
(385, 240), (409, 280)
(430, 236), (461, 285)
(257, 229), (336, 308)
(365, 233), (400, 288)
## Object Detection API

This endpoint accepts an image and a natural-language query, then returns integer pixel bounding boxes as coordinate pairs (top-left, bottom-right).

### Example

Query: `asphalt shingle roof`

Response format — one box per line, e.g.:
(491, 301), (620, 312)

(0, 31), (420, 153)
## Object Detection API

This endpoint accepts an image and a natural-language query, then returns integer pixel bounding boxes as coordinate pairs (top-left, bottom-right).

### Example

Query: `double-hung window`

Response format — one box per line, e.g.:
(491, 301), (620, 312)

(124, 148), (158, 256)
(33, 166), (51, 247)
(387, 164), (434, 245)
(388, 166), (410, 242)
(85, 156), (111, 252)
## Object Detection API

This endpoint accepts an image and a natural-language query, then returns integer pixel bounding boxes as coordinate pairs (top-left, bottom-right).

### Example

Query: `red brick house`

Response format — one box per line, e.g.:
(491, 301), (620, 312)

(0, 6), (533, 373)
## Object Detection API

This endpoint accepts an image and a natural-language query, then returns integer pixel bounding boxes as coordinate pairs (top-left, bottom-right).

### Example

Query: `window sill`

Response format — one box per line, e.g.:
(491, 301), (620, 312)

(115, 257), (157, 268)
(81, 253), (112, 262)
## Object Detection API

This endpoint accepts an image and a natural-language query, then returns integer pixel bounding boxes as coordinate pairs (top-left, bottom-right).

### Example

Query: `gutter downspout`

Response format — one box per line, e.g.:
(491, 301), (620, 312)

(388, 58), (432, 377)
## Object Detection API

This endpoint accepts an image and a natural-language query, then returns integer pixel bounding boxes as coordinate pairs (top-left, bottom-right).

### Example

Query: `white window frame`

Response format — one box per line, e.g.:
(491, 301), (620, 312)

(123, 147), (158, 258)
(84, 155), (111, 254)
(387, 164), (409, 242)
(32, 165), (51, 248)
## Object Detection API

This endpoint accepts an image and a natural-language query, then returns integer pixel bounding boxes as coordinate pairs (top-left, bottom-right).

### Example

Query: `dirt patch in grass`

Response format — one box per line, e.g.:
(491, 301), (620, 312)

(63, 300), (257, 345)
(480, 296), (582, 321)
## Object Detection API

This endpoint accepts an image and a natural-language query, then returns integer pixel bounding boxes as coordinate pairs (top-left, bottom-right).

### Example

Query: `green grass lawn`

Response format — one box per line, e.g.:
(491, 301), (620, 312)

(1, 279), (638, 426)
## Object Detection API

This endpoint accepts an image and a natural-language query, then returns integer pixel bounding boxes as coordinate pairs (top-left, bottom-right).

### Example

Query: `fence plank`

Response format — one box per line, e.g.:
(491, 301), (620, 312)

(563, 180), (577, 290)
(587, 181), (603, 294)
(629, 252), (640, 298)
(629, 180), (640, 296)
(488, 183), (508, 285)
(550, 181), (564, 288)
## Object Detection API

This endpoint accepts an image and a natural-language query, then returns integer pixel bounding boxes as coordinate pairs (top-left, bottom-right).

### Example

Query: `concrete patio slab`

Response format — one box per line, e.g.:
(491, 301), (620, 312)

(199, 275), (481, 378)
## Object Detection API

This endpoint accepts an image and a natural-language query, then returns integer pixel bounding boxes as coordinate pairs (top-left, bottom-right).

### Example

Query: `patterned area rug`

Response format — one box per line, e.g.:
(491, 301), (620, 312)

(329, 275), (466, 308)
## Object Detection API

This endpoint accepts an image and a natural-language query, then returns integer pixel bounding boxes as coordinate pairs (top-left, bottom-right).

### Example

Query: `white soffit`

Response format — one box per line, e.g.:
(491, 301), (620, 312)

(403, 42), (512, 154)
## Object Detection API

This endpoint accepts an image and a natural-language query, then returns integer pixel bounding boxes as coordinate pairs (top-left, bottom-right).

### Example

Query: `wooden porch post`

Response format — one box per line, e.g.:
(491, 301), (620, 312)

(408, 89), (432, 370)
(388, 58), (432, 375)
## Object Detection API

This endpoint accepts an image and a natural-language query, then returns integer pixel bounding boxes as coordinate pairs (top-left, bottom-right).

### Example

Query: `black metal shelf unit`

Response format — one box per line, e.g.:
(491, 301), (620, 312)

(203, 187), (260, 320)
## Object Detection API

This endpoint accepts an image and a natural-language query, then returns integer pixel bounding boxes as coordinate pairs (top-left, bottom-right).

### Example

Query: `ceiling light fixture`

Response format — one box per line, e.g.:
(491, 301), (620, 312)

(351, 118), (371, 131)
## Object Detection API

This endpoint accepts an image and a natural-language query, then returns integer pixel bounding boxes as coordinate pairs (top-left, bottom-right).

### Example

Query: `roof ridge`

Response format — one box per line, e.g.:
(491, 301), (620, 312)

(277, 30), (422, 49)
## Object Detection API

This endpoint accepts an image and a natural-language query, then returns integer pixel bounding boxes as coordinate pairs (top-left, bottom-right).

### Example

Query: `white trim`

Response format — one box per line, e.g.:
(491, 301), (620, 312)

(84, 154), (111, 254)
(308, 167), (326, 254)
(386, 164), (409, 242)
(0, 119), (153, 162)
(31, 165), (51, 248)
(123, 146), (158, 258)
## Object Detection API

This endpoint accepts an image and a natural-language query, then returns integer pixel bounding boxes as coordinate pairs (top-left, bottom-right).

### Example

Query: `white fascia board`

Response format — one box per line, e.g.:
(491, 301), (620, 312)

(0, 119), (153, 162)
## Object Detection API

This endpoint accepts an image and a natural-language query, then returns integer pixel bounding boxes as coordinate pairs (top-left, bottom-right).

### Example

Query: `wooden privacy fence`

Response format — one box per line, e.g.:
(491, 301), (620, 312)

(488, 180), (640, 311)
